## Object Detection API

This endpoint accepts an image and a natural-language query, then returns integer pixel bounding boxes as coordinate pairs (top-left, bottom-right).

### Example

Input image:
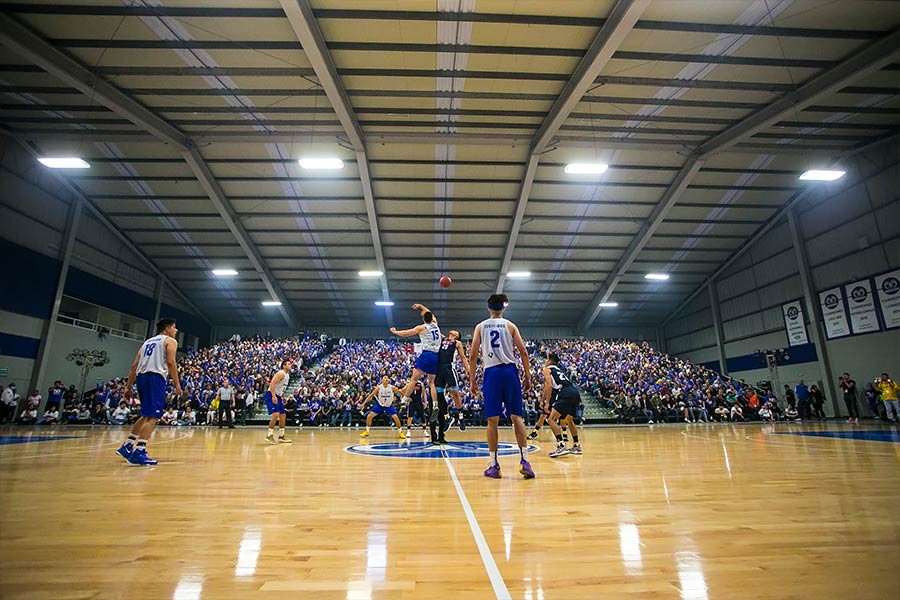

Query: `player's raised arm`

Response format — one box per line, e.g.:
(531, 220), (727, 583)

(389, 324), (426, 338)
(412, 303), (437, 324)
(508, 322), (531, 392)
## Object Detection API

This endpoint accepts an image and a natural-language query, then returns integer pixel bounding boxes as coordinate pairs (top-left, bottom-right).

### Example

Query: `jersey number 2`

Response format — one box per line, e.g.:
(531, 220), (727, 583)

(489, 330), (500, 349)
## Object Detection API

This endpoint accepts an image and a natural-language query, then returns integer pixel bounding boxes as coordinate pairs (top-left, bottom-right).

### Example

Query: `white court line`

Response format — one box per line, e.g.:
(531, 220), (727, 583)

(441, 450), (512, 600)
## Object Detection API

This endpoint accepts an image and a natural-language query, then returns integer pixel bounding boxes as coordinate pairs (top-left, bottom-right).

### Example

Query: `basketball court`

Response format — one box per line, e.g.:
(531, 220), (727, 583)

(1, 423), (898, 599)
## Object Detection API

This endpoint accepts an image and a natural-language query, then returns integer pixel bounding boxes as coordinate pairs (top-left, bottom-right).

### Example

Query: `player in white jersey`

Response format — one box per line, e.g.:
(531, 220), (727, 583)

(265, 360), (293, 444)
(389, 303), (441, 414)
(359, 376), (406, 439)
(469, 294), (535, 479)
(116, 319), (182, 466)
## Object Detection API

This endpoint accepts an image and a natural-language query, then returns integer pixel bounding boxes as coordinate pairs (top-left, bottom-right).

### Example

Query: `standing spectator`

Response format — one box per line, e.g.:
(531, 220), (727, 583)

(864, 383), (880, 420)
(1, 383), (19, 423)
(46, 381), (64, 408)
(783, 385), (796, 411)
(809, 384), (826, 420)
(795, 380), (810, 420)
(838, 373), (860, 424)
(216, 380), (235, 429)
(875, 372), (900, 422)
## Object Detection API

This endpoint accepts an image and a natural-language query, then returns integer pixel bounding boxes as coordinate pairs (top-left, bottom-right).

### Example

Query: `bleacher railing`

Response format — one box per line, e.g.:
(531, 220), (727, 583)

(56, 314), (145, 342)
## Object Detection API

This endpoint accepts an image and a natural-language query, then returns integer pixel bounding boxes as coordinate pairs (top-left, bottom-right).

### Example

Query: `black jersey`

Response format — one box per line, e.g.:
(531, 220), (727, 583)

(547, 364), (579, 397)
(438, 337), (458, 367)
(410, 381), (423, 402)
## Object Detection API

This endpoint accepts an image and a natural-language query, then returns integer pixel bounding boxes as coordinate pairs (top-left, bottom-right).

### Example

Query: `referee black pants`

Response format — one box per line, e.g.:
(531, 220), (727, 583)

(430, 393), (448, 441)
(217, 400), (233, 427)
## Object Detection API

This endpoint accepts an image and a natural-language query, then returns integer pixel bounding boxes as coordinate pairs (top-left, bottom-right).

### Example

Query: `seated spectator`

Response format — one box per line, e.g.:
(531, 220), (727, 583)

(180, 406), (197, 426)
(70, 405), (92, 424)
(27, 389), (42, 411)
(759, 403), (775, 422)
(110, 401), (130, 425)
(785, 403), (801, 421)
(39, 405), (59, 425)
(17, 404), (38, 425)
(714, 402), (730, 422)
(91, 402), (106, 424)
(161, 406), (178, 426)
(730, 403), (746, 422)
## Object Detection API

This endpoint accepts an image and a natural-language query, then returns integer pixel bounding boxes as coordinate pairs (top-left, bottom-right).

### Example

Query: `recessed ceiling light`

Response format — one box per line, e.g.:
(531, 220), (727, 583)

(374, 300), (394, 307)
(599, 302), (618, 308)
(358, 270), (384, 277)
(506, 271), (531, 278)
(564, 162), (608, 175)
(644, 273), (670, 281)
(211, 269), (238, 277)
(298, 158), (344, 170)
(38, 157), (90, 169)
(261, 300), (282, 307)
(799, 169), (845, 181)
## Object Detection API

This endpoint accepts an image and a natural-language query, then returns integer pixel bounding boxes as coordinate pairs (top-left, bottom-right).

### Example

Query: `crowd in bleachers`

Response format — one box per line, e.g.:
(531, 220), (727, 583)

(3, 333), (898, 428)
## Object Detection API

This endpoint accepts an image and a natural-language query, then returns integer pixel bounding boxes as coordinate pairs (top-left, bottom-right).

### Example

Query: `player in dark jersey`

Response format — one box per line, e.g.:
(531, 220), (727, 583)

(404, 380), (429, 438)
(433, 330), (470, 443)
(541, 353), (582, 457)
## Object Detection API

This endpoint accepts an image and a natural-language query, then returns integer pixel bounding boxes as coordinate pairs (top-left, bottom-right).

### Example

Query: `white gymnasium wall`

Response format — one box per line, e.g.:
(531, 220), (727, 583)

(41, 323), (143, 393)
(0, 309), (44, 394)
(663, 141), (900, 414)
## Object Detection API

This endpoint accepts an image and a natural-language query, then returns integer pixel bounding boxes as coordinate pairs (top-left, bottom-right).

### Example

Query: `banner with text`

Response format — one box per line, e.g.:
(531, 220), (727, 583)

(782, 300), (809, 346)
(819, 287), (850, 339)
(844, 279), (880, 334)
(874, 269), (900, 329)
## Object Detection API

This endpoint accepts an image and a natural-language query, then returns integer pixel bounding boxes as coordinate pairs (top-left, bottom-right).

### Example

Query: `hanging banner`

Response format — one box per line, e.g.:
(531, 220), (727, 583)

(781, 300), (808, 346)
(844, 279), (880, 334)
(874, 269), (900, 329)
(819, 287), (850, 339)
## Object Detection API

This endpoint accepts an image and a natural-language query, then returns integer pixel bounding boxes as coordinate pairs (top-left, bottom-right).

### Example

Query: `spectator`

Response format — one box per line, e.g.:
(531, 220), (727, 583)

(70, 405), (92, 425)
(180, 406), (197, 426)
(46, 381), (64, 408)
(1, 383), (19, 423)
(91, 402), (106, 424)
(864, 382), (880, 420)
(39, 404), (60, 425)
(26, 389), (42, 412)
(876, 372), (900, 422)
(161, 406), (178, 426)
(795, 380), (810, 420)
(838, 372), (860, 424)
(730, 402), (746, 422)
(17, 403), (37, 425)
(783, 385), (796, 410)
(809, 384), (826, 420)
(785, 403), (800, 421)
(759, 403), (775, 422)
(216, 380), (235, 429)
(110, 401), (130, 425)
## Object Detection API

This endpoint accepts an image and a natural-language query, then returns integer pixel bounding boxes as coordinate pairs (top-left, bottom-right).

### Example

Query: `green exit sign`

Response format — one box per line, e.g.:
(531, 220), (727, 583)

(0, 368), (8, 377)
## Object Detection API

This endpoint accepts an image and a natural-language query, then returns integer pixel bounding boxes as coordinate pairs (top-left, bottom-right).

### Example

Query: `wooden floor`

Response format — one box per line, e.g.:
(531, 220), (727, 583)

(1, 422), (898, 600)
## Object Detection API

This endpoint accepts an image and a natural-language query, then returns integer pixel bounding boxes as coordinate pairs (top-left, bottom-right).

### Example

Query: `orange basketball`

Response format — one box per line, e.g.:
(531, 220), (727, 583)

(439, 275), (452, 288)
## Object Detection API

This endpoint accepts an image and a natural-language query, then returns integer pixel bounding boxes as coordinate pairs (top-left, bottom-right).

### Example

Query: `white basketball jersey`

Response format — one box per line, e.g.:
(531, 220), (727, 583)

(272, 370), (289, 396)
(478, 318), (517, 370)
(136, 335), (169, 376)
(377, 384), (395, 407)
(419, 321), (441, 352)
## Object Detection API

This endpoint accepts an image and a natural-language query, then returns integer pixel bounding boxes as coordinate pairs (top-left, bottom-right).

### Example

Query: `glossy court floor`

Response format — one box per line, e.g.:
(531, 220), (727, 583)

(1, 422), (898, 600)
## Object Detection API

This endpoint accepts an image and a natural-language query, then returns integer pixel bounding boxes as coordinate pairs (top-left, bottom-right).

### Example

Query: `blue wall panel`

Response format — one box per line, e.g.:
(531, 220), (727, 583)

(0, 238), (58, 319)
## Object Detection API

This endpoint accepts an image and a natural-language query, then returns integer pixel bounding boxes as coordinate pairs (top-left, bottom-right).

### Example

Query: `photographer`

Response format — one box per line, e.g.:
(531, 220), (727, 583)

(838, 373), (860, 424)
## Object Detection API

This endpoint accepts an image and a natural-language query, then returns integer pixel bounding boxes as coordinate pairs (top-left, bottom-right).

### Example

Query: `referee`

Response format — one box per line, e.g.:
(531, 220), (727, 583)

(216, 379), (236, 429)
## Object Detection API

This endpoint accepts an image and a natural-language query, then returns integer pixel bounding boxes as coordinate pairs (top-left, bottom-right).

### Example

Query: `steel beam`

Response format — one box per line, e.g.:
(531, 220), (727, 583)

(707, 282), (729, 376)
(497, 0), (649, 294)
(149, 276), (164, 338)
(29, 195), (82, 415)
(787, 208), (840, 416)
(0, 12), (297, 329)
(279, 0), (392, 319)
(579, 27), (900, 331)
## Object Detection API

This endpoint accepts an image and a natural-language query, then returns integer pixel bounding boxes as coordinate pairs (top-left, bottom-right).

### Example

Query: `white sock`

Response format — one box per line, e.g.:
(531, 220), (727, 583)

(279, 428), (285, 437)
(491, 451), (499, 466)
(125, 434), (137, 447)
(267, 428), (274, 436)
(519, 447), (527, 460)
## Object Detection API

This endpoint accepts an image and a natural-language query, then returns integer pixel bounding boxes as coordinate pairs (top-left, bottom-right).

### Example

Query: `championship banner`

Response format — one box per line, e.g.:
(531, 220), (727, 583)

(844, 279), (880, 334)
(819, 287), (850, 339)
(874, 269), (900, 329)
(781, 300), (808, 346)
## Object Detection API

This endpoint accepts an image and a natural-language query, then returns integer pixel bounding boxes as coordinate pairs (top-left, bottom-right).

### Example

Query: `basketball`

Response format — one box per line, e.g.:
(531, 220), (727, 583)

(439, 275), (452, 288)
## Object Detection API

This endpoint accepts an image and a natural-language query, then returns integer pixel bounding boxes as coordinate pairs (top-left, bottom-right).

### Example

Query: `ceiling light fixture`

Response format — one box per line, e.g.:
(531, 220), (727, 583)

(564, 162), (608, 175)
(298, 158), (344, 170)
(374, 301), (394, 307)
(38, 157), (90, 169)
(644, 273), (670, 281)
(211, 269), (238, 277)
(506, 271), (531, 278)
(599, 302), (618, 308)
(261, 301), (282, 307)
(799, 169), (845, 181)
(358, 270), (384, 277)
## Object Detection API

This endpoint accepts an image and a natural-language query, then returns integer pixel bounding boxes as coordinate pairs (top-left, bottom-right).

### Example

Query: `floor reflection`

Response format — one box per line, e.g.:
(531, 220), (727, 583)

(676, 552), (709, 600)
(235, 528), (261, 577)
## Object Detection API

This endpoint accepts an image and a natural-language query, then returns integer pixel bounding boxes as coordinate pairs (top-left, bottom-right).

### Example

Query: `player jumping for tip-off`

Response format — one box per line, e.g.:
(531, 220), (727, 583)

(389, 303), (441, 414)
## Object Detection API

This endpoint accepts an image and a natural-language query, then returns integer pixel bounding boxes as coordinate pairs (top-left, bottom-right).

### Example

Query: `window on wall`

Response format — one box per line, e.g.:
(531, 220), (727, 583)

(57, 296), (148, 342)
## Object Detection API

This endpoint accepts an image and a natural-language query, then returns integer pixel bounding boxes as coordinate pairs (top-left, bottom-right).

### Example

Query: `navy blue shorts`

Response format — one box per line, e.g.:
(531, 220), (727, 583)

(369, 403), (398, 417)
(483, 363), (523, 419)
(265, 391), (285, 415)
(413, 350), (439, 375)
(136, 372), (166, 419)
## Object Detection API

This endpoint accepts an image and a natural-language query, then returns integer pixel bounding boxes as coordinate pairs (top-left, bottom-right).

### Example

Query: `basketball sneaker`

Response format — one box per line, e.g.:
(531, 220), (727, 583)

(527, 430), (538, 440)
(484, 463), (501, 479)
(278, 436), (292, 444)
(116, 443), (133, 461)
(519, 459), (535, 479)
(397, 430), (407, 439)
(549, 444), (569, 458)
(459, 417), (467, 432)
(265, 434), (278, 444)
(423, 429), (430, 437)
(359, 430), (369, 438)
(127, 448), (158, 466)
(569, 444), (583, 455)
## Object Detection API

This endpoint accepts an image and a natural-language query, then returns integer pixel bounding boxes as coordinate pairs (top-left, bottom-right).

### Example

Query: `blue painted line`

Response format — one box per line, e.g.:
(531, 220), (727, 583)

(775, 429), (900, 443)
(0, 435), (85, 446)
